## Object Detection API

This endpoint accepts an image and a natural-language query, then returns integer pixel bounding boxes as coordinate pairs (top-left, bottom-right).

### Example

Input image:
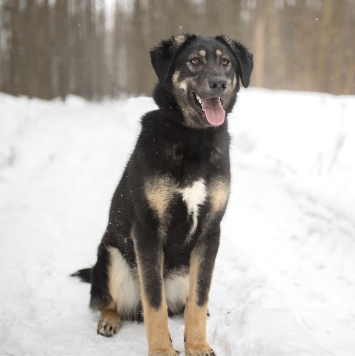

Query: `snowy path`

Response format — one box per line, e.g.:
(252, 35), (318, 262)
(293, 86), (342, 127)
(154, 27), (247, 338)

(1, 90), (354, 355)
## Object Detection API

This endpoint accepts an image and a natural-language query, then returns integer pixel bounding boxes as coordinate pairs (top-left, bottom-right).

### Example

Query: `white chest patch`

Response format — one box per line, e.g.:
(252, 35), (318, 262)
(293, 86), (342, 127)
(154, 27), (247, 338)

(177, 179), (207, 237)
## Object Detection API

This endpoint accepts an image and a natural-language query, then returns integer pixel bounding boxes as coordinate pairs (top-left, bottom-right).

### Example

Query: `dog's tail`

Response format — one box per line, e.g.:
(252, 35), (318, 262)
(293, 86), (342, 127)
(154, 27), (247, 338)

(70, 268), (92, 283)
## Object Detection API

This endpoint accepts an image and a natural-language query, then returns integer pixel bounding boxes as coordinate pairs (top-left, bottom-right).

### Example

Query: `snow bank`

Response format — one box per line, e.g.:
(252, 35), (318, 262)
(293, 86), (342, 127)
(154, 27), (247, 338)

(229, 88), (355, 222)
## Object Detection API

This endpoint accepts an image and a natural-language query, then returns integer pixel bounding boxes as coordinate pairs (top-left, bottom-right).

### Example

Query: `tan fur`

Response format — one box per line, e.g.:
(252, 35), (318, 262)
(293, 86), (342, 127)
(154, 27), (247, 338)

(172, 71), (180, 84)
(134, 243), (177, 355)
(174, 34), (187, 46)
(129, 227), (135, 241)
(199, 49), (206, 57)
(209, 179), (230, 213)
(179, 80), (188, 92)
(184, 249), (213, 355)
(172, 70), (188, 92)
(216, 49), (222, 56)
(171, 67), (208, 129)
(97, 309), (121, 336)
(145, 176), (175, 220)
(172, 83), (203, 129)
(230, 73), (237, 90)
(143, 300), (177, 355)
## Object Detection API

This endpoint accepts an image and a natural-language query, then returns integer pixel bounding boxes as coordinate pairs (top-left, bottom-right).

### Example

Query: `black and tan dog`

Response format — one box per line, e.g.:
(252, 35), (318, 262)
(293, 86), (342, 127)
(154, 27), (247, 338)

(73, 33), (253, 355)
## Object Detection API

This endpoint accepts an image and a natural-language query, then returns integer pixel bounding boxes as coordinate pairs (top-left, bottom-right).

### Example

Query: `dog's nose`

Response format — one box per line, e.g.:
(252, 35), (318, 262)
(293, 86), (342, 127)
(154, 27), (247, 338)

(209, 77), (227, 94)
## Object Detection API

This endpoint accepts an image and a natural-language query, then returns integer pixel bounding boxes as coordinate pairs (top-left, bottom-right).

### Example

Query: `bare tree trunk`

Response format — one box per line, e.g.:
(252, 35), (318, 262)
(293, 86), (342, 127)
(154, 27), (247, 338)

(96, 0), (106, 99)
(113, 2), (126, 95)
(266, 0), (284, 89)
(0, 22), (2, 92)
(253, 0), (265, 87)
(316, 0), (333, 93)
(9, 0), (20, 95)
(41, 0), (52, 99)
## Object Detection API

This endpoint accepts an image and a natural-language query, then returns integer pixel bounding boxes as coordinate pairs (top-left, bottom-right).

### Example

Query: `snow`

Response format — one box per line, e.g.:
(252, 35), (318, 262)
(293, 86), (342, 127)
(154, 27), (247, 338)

(1, 88), (354, 355)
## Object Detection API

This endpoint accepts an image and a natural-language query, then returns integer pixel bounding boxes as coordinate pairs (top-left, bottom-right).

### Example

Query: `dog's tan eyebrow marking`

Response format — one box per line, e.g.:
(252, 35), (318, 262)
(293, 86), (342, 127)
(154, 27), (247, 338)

(216, 49), (223, 56)
(199, 49), (206, 57)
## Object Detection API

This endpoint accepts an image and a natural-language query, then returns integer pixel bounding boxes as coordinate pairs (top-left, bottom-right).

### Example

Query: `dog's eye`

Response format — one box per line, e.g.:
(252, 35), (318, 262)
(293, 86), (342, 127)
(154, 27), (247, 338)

(221, 58), (229, 65)
(190, 58), (200, 65)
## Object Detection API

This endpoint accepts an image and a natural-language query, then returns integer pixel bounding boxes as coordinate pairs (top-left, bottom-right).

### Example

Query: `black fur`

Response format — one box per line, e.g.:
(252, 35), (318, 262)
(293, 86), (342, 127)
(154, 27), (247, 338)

(72, 33), (253, 354)
(70, 268), (92, 283)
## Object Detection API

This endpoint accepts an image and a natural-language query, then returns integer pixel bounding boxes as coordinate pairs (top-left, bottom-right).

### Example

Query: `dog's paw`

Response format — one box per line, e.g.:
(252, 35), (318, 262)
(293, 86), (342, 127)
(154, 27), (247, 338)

(97, 318), (120, 337)
(97, 310), (121, 337)
(185, 342), (215, 356)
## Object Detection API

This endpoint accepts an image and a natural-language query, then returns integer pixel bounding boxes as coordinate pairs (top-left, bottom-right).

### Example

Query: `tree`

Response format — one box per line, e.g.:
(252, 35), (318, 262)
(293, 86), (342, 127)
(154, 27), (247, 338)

(0, 0), (355, 99)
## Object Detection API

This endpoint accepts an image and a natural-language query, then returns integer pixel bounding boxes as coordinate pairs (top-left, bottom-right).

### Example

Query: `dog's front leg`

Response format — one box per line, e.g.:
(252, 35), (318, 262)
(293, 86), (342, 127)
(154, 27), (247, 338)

(184, 230), (219, 356)
(134, 227), (178, 356)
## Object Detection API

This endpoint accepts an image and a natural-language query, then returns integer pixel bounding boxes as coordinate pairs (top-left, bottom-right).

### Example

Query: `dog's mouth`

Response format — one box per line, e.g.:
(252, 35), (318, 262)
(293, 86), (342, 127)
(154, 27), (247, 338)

(191, 92), (226, 126)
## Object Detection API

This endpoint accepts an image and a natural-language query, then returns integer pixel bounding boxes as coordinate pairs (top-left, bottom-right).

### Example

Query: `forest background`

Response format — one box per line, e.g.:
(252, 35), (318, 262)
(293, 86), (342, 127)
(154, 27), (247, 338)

(0, 0), (354, 100)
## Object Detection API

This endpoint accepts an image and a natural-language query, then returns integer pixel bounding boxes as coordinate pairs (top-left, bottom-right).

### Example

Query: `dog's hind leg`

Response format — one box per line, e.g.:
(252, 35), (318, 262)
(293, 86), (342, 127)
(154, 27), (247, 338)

(90, 242), (140, 337)
(97, 308), (121, 337)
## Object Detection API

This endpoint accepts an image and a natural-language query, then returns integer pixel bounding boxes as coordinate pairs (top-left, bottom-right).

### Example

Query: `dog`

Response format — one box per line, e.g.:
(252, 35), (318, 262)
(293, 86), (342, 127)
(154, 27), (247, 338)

(72, 33), (253, 356)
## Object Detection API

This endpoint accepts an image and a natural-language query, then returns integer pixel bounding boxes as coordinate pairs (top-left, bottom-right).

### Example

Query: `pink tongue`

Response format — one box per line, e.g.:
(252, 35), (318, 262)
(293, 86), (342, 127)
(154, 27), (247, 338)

(201, 97), (226, 126)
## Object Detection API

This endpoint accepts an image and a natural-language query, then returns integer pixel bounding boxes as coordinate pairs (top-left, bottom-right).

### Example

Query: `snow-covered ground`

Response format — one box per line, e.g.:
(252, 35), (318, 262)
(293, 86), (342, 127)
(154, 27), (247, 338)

(0, 88), (354, 356)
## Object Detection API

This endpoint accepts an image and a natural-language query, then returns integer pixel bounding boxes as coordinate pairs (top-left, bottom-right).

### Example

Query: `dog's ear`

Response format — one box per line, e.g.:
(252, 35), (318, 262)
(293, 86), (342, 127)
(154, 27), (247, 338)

(150, 33), (196, 84)
(216, 36), (253, 88)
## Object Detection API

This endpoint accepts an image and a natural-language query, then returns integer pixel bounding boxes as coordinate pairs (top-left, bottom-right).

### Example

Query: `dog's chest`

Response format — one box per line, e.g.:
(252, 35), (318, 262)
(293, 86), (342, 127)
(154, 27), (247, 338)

(176, 179), (207, 237)
(145, 175), (229, 240)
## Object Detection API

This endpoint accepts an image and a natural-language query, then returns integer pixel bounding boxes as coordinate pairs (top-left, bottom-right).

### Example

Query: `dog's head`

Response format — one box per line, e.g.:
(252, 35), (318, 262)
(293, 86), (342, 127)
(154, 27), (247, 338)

(150, 34), (253, 128)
